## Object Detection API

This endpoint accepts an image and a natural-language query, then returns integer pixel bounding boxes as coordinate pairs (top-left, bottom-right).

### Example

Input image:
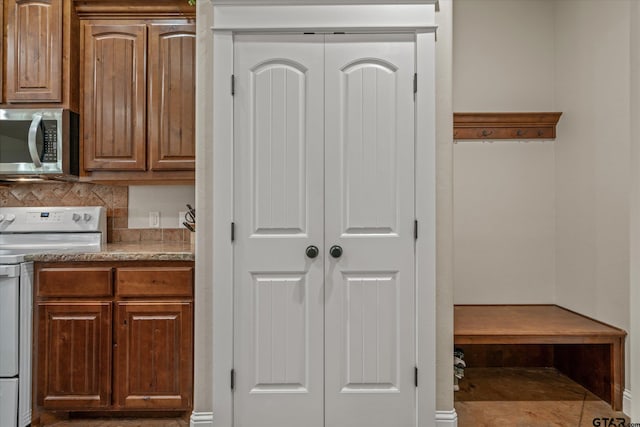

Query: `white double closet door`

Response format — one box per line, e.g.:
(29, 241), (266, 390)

(233, 33), (417, 427)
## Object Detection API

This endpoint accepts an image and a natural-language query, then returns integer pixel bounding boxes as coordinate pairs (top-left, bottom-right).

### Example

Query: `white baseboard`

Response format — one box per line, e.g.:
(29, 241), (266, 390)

(190, 411), (214, 427)
(191, 409), (456, 426)
(624, 389), (632, 417)
(436, 409), (458, 426)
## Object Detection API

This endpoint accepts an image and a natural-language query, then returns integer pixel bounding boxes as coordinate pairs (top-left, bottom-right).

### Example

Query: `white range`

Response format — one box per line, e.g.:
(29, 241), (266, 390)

(0, 206), (106, 427)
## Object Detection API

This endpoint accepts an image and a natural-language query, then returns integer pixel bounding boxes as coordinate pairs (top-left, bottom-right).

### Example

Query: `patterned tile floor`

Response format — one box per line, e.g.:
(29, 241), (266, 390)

(455, 367), (630, 427)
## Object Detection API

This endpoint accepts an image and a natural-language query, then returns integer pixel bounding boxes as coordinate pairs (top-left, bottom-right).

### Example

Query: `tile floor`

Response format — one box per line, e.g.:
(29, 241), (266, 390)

(41, 368), (629, 427)
(455, 367), (630, 427)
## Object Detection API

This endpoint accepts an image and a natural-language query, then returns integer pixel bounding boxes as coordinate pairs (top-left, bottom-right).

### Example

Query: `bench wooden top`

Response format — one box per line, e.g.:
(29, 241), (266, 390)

(454, 304), (627, 411)
(455, 305), (626, 342)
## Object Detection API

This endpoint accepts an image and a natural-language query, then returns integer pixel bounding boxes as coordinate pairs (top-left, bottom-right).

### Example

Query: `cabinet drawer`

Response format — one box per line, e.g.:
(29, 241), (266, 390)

(37, 267), (113, 297)
(115, 267), (193, 297)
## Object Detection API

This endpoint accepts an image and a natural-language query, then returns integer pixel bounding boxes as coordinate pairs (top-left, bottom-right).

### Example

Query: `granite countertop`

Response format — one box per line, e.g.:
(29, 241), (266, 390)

(26, 242), (195, 262)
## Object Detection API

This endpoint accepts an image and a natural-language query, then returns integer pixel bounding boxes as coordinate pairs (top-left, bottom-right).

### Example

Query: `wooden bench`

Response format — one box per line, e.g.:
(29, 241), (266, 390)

(454, 305), (626, 410)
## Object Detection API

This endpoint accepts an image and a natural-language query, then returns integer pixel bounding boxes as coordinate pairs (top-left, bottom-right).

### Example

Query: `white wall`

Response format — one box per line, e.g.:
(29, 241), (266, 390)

(452, 0), (556, 304)
(554, 0), (631, 398)
(453, 141), (555, 304)
(630, 2), (640, 420)
(453, 0), (555, 112)
(192, 0), (215, 417)
(436, 0), (455, 416)
(128, 185), (195, 228)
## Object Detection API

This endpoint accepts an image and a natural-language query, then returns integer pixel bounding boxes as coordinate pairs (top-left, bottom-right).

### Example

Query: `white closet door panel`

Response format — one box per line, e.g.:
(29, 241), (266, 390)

(324, 34), (416, 427)
(233, 34), (324, 427)
(342, 60), (398, 233)
(253, 63), (307, 234)
(343, 274), (398, 386)
(254, 275), (307, 387)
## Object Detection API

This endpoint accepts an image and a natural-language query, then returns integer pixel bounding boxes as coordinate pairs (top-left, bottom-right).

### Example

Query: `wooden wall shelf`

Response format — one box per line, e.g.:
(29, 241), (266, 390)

(453, 112), (562, 140)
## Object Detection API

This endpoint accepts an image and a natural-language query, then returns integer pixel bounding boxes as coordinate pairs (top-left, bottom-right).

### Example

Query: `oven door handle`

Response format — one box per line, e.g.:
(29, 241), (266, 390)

(28, 113), (43, 168)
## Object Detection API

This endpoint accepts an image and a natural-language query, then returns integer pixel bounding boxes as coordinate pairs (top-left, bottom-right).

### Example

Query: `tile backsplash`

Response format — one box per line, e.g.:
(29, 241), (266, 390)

(0, 182), (189, 243)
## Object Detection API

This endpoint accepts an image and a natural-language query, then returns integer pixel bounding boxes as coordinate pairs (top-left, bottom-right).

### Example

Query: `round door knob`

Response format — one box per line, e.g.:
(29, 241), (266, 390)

(306, 245), (319, 259)
(329, 245), (343, 259)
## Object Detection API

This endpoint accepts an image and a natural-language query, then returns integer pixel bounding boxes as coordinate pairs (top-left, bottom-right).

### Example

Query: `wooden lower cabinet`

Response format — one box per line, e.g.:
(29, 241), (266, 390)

(114, 301), (193, 409)
(36, 302), (112, 409)
(34, 261), (194, 421)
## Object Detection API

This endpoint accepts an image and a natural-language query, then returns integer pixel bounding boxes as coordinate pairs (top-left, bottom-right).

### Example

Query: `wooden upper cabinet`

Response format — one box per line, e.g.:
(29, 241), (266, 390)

(80, 19), (196, 179)
(37, 302), (112, 409)
(147, 23), (196, 171)
(114, 301), (193, 409)
(6, 0), (63, 102)
(82, 22), (147, 171)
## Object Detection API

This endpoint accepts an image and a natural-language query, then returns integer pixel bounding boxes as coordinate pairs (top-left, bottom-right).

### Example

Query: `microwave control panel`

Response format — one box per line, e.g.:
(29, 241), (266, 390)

(42, 121), (57, 162)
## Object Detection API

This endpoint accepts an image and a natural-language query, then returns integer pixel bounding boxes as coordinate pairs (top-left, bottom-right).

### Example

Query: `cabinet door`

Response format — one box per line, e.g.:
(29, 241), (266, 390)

(5, 0), (62, 102)
(114, 301), (193, 409)
(37, 302), (112, 409)
(147, 23), (196, 171)
(82, 22), (147, 171)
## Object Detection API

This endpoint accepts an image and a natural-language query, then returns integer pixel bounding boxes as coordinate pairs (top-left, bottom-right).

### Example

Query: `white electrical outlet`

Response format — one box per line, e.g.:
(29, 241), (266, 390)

(149, 211), (160, 228)
(179, 211), (187, 229)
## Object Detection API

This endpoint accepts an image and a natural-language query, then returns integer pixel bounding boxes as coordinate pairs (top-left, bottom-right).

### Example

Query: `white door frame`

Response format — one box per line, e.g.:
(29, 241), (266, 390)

(196, 2), (437, 426)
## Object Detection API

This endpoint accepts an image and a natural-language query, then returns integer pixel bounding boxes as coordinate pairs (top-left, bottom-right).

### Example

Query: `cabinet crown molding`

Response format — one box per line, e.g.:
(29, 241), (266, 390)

(74, 0), (195, 19)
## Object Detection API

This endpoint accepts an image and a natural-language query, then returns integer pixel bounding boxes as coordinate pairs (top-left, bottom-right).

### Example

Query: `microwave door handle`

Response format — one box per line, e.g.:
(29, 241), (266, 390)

(28, 113), (43, 168)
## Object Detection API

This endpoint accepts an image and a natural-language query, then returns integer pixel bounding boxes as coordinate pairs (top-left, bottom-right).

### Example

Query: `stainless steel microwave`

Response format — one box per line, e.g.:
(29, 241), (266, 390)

(0, 109), (79, 179)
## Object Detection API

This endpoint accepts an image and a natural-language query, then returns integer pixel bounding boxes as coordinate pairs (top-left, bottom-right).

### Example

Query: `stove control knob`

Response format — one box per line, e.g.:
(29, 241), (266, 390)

(83, 213), (92, 222)
(72, 213), (81, 222)
(5, 214), (15, 223)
